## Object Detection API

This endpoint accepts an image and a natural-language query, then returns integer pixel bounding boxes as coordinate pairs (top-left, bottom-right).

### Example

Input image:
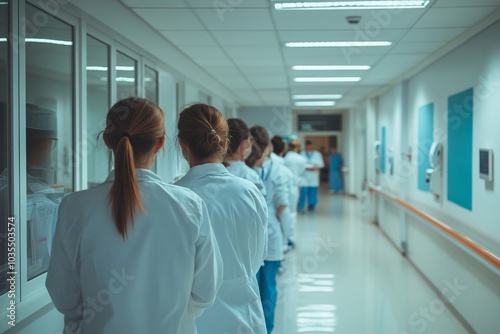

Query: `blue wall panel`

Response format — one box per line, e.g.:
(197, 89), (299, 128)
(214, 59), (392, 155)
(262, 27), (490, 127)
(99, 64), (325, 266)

(418, 103), (434, 191)
(447, 88), (473, 210)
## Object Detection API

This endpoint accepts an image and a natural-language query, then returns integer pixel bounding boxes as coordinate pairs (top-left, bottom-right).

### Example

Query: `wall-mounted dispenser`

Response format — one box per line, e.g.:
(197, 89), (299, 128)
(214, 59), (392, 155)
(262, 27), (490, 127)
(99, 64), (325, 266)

(374, 141), (381, 174)
(426, 142), (443, 200)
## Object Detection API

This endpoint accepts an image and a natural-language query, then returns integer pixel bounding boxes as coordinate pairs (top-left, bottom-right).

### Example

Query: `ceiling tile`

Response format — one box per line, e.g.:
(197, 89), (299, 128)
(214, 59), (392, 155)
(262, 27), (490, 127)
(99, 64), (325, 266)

(215, 75), (253, 90)
(246, 75), (289, 89)
(159, 30), (217, 46)
(278, 29), (406, 43)
(232, 57), (285, 67)
(178, 46), (228, 58)
(190, 56), (234, 67)
(186, 0), (269, 8)
(433, 0), (500, 7)
(121, 0), (189, 8)
(224, 46), (282, 59)
(413, 7), (498, 28)
(400, 27), (466, 42)
(133, 9), (204, 30)
(272, 8), (425, 30)
(212, 31), (278, 46)
(194, 9), (274, 30)
(390, 41), (444, 54)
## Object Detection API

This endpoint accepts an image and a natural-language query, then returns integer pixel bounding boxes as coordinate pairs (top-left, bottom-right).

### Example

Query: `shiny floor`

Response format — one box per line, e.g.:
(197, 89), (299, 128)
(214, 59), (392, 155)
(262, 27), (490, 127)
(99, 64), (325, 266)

(273, 186), (469, 334)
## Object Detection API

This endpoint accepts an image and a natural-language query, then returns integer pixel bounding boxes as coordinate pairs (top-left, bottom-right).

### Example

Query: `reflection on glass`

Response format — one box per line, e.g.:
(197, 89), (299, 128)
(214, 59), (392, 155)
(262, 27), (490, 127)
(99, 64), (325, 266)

(0, 0), (9, 295)
(116, 52), (136, 99)
(25, 3), (73, 280)
(144, 65), (158, 104)
(87, 36), (110, 188)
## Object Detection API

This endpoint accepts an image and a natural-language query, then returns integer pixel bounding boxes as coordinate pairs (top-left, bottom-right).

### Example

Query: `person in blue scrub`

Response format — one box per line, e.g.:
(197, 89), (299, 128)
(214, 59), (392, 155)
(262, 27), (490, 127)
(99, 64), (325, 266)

(329, 147), (343, 193)
(299, 140), (324, 213)
(247, 126), (288, 334)
(176, 105), (268, 334)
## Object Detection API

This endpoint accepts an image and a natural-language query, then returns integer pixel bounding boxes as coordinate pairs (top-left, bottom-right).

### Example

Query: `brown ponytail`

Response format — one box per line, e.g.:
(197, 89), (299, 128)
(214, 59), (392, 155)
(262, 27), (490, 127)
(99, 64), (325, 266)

(178, 104), (228, 161)
(103, 97), (165, 239)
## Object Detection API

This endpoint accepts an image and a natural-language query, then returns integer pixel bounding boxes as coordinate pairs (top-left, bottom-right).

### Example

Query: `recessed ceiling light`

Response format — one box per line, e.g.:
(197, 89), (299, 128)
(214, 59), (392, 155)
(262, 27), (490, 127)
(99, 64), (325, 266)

(293, 94), (343, 99)
(87, 66), (135, 71)
(274, 1), (430, 10)
(293, 65), (370, 71)
(286, 41), (391, 47)
(294, 77), (361, 82)
(115, 77), (135, 82)
(295, 101), (336, 107)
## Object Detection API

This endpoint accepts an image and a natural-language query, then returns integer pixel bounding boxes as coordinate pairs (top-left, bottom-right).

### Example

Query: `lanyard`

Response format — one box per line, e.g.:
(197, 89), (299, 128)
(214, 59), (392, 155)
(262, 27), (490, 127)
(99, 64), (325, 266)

(260, 161), (273, 181)
(305, 151), (313, 162)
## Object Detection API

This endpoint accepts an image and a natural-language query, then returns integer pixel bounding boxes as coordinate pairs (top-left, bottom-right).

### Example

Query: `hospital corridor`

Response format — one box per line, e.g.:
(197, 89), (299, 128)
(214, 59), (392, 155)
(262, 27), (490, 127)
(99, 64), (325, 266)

(273, 187), (470, 334)
(1, 0), (500, 333)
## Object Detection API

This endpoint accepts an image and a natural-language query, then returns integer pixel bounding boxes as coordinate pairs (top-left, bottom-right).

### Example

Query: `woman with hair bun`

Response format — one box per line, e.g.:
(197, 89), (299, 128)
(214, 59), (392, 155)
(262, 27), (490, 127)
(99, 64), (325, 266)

(224, 118), (266, 196)
(47, 97), (222, 334)
(248, 125), (289, 334)
(175, 104), (268, 334)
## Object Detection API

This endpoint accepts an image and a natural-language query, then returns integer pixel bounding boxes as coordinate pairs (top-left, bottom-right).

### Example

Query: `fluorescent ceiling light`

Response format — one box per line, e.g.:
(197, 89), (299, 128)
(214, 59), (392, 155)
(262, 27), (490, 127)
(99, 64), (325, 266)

(286, 41), (391, 47)
(274, 1), (429, 10)
(25, 38), (73, 46)
(293, 94), (343, 99)
(115, 77), (135, 82)
(0, 2), (9, 5)
(293, 65), (370, 71)
(87, 66), (135, 71)
(295, 101), (336, 107)
(0, 38), (6, 42)
(294, 77), (361, 82)
(116, 66), (135, 71)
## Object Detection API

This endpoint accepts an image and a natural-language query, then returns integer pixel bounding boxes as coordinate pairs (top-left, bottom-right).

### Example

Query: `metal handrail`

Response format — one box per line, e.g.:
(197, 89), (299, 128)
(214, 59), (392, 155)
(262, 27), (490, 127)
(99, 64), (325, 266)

(369, 185), (500, 271)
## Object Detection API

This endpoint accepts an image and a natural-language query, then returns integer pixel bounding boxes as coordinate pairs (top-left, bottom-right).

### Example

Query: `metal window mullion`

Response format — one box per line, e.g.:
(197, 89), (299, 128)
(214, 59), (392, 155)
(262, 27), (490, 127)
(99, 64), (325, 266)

(75, 18), (86, 191)
(17, 0), (28, 301)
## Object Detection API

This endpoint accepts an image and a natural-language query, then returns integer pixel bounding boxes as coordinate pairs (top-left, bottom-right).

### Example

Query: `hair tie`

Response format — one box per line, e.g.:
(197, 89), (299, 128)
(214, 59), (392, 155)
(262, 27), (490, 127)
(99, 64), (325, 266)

(122, 132), (131, 138)
(209, 129), (216, 135)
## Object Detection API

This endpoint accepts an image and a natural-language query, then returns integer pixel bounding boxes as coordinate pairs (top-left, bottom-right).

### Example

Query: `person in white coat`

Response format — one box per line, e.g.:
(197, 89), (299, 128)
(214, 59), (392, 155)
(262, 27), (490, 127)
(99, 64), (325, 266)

(299, 140), (325, 213)
(175, 104), (268, 334)
(284, 136), (307, 225)
(271, 135), (296, 251)
(46, 97), (223, 334)
(247, 126), (288, 334)
(224, 118), (266, 197)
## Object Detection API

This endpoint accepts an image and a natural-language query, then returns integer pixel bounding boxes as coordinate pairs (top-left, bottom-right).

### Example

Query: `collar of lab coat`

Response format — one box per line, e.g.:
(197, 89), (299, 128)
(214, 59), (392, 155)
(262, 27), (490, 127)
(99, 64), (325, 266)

(183, 163), (228, 181)
(105, 168), (163, 183)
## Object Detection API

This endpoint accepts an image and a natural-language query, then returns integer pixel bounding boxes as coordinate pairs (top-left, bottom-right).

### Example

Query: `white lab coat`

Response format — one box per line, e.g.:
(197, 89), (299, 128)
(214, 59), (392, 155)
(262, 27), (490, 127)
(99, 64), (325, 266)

(270, 153), (295, 249)
(300, 150), (325, 187)
(46, 169), (222, 334)
(225, 160), (267, 197)
(284, 151), (307, 187)
(254, 158), (288, 262)
(175, 163), (268, 334)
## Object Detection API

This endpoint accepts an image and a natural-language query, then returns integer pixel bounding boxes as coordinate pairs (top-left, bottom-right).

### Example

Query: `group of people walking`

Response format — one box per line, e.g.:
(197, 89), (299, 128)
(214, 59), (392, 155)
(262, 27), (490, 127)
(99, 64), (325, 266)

(45, 97), (334, 334)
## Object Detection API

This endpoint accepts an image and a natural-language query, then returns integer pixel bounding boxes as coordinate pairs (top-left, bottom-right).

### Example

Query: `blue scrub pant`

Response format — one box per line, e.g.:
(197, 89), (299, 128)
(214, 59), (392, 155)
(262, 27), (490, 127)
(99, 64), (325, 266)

(299, 186), (318, 211)
(257, 261), (281, 334)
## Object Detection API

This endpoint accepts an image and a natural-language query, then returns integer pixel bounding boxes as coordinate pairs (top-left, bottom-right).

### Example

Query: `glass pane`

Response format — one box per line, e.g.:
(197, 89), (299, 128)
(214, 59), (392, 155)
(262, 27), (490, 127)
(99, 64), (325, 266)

(0, 0), (9, 295)
(144, 65), (158, 103)
(25, 3), (73, 280)
(87, 36), (110, 187)
(116, 52), (136, 99)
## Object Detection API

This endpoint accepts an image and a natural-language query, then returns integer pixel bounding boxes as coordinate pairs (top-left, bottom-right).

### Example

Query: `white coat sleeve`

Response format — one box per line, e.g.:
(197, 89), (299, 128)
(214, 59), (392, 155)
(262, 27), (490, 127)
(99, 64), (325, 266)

(274, 168), (289, 208)
(189, 200), (223, 319)
(252, 191), (268, 275)
(315, 151), (325, 169)
(46, 197), (83, 333)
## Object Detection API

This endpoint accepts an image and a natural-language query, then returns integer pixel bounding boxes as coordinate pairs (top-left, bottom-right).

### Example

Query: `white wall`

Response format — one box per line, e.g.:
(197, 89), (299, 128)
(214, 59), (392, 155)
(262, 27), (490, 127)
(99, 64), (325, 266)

(239, 106), (293, 137)
(361, 19), (500, 333)
(406, 19), (500, 249)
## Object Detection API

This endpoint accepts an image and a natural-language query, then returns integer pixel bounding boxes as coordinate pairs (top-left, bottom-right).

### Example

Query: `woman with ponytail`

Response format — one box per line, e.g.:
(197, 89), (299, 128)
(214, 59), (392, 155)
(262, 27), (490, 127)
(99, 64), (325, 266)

(175, 104), (268, 334)
(224, 118), (266, 196)
(47, 97), (222, 334)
